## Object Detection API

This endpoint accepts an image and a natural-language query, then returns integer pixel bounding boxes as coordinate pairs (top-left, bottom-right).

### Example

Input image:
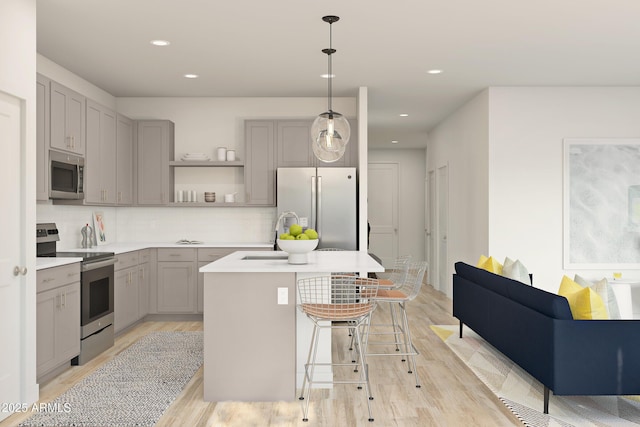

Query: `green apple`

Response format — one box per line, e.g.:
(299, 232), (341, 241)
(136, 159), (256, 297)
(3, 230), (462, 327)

(279, 233), (291, 240)
(289, 224), (303, 236)
(285, 235), (296, 240)
(304, 228), (318, 240)
(296, 233), (309, 240)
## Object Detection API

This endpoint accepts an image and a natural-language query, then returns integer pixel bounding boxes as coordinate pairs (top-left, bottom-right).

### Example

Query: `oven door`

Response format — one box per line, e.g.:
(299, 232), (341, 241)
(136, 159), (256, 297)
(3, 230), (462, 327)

(80, 258), (115, 334)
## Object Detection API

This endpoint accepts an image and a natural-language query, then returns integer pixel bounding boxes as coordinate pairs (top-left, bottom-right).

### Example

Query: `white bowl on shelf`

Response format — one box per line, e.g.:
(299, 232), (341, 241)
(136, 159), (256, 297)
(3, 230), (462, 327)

(276, 239), (319, 264)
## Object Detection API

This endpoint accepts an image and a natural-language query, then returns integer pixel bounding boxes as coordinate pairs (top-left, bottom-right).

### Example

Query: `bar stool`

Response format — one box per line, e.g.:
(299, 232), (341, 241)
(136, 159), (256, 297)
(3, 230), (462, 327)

(362, 261), (428, 388)
(297, 275), (379, 423)
(375, 254), (412, 285)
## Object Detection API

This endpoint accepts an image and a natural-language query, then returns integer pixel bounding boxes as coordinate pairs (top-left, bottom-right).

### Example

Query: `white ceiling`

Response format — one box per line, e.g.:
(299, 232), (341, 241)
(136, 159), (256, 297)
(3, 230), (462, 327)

(36, 0), (640, 149)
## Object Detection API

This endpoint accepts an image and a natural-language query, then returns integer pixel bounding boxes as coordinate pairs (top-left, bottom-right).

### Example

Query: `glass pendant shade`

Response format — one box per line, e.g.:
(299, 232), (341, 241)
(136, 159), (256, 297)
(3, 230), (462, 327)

(311, 110), (351, 162)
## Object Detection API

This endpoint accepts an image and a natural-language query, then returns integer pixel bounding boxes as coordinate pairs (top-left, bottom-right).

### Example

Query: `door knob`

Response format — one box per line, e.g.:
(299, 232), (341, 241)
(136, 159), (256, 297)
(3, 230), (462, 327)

(13, 266), (27, 276)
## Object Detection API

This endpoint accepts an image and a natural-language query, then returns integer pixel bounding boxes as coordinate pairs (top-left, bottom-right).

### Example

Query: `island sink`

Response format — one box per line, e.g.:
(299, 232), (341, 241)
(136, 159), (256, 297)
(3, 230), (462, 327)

(241, 254), (288, 260)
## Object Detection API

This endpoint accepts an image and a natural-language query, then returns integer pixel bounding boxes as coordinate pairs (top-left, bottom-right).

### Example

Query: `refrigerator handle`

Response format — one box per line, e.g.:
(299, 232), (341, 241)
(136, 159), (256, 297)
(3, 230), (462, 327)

(311, 176), (317, 230)
(316, 176), (322, 238)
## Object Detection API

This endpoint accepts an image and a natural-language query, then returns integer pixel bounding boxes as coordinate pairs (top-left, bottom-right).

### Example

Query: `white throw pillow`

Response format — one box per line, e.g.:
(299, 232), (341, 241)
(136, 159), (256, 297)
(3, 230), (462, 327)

(502, 257), (530, 285)
(574, 274), (621, 319)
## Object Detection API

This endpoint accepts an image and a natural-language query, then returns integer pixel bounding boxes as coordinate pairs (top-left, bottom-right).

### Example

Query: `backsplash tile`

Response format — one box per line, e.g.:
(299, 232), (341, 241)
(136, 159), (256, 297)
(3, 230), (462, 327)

(37, 203), (276, 249)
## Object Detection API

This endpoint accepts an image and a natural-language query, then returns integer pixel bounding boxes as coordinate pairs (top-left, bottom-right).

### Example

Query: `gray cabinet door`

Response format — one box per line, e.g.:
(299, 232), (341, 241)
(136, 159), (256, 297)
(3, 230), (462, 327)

(36, 282), (80, 379)
(157, 261), (196, 313)
(36, 74), (50, 201)
(114, 266), (139, 333)
(277, 121), (313, 167)
(136, 120), (174, 205)
(244, 121), (276, 206)
(85, 100), (117, 204)
(116, 114), (134, 205)
(138, 262), (149, 318)
(50, 81), (85, 155)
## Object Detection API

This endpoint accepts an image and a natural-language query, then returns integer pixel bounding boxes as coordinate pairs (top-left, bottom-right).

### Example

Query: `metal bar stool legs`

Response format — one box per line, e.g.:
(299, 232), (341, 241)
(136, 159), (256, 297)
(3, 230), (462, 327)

(297, 276), (379, 423)
(362, 261), (428, 389)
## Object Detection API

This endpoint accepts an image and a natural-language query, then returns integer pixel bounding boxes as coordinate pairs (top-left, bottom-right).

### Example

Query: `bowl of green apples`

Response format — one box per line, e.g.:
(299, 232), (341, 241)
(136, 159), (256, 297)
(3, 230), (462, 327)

(277, 224), (319, 264)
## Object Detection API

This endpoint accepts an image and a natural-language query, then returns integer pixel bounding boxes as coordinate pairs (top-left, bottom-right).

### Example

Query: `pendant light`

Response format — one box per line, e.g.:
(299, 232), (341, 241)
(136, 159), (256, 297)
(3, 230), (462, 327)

(311, 15), (351, 163)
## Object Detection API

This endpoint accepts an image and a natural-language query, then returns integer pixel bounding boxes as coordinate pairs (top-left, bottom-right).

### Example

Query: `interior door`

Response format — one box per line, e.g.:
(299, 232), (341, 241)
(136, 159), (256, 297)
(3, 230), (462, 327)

(0, 91), (25, 418)
(426, 171), (435, 285)
(368, 163), (399, 268)
(437, 165), (449, 296)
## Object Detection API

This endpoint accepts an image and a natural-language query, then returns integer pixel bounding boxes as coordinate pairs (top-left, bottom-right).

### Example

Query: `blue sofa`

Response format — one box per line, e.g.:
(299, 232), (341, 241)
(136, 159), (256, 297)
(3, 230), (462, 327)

(453, 261), (640, 413)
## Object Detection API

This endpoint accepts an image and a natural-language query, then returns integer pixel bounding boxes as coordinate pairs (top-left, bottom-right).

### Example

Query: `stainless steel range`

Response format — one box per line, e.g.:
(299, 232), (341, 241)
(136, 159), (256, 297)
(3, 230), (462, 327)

(36, 223), (116, 365)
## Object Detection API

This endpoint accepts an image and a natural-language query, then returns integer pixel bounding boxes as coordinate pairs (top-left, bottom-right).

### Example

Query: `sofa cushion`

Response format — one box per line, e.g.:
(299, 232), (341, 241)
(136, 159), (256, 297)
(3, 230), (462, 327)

(574, 274), (621, 319)
(502, 257), (531, 285)
(558, 276), (608, 320)
(477, 255), (503, 275)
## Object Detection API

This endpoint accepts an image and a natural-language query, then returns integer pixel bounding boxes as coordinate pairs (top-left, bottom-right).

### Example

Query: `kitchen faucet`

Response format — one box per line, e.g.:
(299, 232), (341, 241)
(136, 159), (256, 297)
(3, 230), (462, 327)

(274, 211), (300, 250)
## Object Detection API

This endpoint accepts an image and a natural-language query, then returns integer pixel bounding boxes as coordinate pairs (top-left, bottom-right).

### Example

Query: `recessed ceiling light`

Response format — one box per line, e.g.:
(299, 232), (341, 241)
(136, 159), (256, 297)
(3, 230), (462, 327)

(399, 113), (409, 117)
(150, 40), (170, 46)
(321, 74), (335, 79)
(391, 140), (399, 144)
(184, 74), (199, 79)
(427, 69), (443, 74)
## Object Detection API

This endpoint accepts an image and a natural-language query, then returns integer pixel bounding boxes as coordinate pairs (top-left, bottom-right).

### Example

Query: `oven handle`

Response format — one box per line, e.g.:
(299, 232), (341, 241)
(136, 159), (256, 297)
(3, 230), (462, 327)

(81, 257), (117, 272)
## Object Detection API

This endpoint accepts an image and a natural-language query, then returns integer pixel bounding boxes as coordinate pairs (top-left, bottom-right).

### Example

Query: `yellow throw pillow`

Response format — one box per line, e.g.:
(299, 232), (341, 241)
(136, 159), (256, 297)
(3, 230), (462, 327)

(558, 276), (608, 320)
(477, 255), (488, 266)
(477, 256), (503, 275)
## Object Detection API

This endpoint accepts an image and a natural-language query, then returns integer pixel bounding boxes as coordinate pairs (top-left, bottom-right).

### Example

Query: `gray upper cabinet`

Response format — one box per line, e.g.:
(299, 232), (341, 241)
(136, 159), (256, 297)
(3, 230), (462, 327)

(50, 81), (86, 156)
(274, 119), (358, 169)
(116, 114), (134, 205)
(276, 121), (314, 167)
(244, 121), (276, 206)
(85, 100), (117, 205)
(36, 74), (50, 201)
(136, 120), (175, 205)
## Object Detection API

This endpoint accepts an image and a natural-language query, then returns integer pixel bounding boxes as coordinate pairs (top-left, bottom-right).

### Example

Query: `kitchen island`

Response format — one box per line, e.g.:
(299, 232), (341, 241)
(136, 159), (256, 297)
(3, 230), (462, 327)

(199, 250), (384, 402)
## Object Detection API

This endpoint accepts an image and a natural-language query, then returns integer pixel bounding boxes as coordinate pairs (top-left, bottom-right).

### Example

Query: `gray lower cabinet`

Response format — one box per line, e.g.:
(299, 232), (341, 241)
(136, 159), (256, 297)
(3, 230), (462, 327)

(156, 248), (197, 313)
(36, 264), (81, 381)
(136, 120), (175, 205)
(114, 250), (151, 333)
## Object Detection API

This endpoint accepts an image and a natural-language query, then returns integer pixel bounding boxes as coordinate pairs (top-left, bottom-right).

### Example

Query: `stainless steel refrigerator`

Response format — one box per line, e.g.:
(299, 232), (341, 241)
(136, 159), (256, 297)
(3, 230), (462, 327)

(277, 167), (357, 250)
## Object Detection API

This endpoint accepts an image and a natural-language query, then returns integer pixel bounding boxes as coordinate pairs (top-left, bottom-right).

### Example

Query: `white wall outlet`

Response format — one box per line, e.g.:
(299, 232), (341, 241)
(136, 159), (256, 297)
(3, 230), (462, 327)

(299, 217), (308, 227)
(277, 287), (288, 305)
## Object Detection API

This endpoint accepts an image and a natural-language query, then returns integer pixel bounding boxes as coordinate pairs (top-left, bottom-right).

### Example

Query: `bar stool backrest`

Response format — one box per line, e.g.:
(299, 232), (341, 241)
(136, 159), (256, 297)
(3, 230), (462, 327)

(397, 261), (428, 301)
(388, 255), (412, 284)
(297, 276), (379, 321)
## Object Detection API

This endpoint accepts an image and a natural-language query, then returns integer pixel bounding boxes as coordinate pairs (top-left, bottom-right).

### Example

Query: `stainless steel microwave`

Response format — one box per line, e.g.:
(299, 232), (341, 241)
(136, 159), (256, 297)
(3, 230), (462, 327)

(50, 150), (84, 200)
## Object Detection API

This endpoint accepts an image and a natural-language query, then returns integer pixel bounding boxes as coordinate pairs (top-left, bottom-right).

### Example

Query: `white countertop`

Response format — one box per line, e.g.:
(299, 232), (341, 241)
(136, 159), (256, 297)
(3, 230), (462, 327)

(199, 250), (385, 273)
(36, 242), (273, 270)
(36, 257), (82, 270)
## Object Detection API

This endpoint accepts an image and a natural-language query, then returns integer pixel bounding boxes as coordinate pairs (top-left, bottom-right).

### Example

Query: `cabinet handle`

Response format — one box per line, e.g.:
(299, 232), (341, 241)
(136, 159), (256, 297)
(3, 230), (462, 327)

(63, 292), (66, 308)
(117, 192), (122, 203)
(56, 294), (61, 309)
(169, 254), (180, 257)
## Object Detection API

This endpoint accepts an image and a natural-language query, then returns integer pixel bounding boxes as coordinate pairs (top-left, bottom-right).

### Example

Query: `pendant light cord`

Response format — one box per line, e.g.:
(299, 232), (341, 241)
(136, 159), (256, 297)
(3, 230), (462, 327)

(327, 21), (332, 112)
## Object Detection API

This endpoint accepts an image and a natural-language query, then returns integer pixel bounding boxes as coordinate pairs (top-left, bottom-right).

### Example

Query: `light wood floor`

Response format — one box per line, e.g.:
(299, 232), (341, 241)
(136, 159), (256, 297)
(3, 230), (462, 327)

(3, 284), (522, 427)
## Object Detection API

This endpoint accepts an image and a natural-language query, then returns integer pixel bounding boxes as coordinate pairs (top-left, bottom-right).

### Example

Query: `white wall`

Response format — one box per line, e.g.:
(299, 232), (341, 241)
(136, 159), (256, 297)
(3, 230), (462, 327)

(427, 90), (490, 296)
(488, 87), (640, 292)
(1, 0), (38, 406)
(368, 149), (427, 262)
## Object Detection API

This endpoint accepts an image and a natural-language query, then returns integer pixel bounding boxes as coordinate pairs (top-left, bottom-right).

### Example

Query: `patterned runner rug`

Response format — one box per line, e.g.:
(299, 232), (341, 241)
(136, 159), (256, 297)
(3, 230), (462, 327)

(20, 331), (203, 427)
(431, 325), (640, 427)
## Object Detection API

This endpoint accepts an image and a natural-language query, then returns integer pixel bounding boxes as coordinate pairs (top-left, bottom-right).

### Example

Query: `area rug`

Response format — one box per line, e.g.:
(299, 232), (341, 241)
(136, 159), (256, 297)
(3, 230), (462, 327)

(431, 325), (640, 427)
(20, 331), (203, 427)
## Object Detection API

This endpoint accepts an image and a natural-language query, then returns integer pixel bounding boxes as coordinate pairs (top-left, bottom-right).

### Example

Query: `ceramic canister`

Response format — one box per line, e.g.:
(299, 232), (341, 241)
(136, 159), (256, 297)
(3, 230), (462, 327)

(217, 147), (227, 161)
(226, 150), (236, 161)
